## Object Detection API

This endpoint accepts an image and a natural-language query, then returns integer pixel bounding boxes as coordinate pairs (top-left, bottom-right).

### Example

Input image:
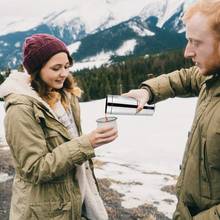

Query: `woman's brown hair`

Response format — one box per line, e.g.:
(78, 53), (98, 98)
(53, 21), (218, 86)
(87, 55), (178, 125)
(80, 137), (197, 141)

(30, 71), (82, 110)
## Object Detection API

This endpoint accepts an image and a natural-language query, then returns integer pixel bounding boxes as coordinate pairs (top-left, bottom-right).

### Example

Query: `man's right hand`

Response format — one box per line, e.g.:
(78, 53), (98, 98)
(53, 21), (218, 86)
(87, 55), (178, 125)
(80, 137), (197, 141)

(122, 88), (150, 112)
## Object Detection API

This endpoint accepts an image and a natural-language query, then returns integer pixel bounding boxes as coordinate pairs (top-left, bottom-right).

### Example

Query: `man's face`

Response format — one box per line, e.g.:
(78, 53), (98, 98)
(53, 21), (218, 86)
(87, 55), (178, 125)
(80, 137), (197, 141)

(184, 12), (220, 75)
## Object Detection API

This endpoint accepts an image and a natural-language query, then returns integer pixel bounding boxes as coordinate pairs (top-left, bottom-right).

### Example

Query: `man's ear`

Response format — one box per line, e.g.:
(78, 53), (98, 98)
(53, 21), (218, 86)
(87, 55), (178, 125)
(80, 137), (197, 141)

(218, 41), (220, 55)
(215, 37), (220, 56)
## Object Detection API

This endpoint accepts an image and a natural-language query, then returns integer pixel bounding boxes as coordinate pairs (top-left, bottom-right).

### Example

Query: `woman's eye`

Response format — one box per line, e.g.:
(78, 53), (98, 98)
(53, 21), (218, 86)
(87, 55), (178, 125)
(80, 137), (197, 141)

(52, 67), (60, 71)
(50, 64), (70, 71)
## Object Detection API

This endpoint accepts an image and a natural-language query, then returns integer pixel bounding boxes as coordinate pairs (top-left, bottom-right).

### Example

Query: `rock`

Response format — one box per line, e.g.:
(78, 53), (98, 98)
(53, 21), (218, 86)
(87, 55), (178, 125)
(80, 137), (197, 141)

(161, 185), (176, 195)
(0, 147), (13, 220)
(98, 178), (171, 220)
(0, 149), (14, 176)
(0, 179), (12, 220)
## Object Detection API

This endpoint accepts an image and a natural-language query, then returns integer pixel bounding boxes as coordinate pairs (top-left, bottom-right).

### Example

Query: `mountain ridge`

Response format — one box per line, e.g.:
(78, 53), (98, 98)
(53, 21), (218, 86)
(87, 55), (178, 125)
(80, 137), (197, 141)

(0, 0), (194, 70)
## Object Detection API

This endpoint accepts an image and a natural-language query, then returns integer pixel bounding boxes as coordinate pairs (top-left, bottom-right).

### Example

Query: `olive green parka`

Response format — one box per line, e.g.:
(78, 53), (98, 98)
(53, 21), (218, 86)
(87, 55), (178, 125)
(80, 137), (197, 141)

(142, 66), (220, 219)
(0, 71), (102, 220)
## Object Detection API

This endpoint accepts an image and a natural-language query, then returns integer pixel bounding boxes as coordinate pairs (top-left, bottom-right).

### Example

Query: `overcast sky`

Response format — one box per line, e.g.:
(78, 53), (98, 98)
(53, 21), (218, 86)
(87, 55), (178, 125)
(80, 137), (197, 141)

(1, 0), (195, 19)
(0, 0), (73, 19)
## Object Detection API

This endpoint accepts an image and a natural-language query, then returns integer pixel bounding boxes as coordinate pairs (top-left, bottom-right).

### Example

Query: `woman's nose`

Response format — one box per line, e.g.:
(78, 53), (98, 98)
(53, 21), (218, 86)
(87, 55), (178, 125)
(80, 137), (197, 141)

(60, 67), (69, 77)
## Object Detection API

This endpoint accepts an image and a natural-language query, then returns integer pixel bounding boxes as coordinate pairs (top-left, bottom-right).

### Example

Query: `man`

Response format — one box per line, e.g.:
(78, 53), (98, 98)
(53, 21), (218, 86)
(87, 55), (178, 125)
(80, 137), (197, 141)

(123, 0), (220, 219)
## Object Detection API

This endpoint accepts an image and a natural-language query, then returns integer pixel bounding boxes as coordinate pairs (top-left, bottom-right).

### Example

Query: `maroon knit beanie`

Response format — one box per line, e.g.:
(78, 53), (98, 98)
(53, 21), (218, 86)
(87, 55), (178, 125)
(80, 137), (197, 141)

(22, 33), (72, 74)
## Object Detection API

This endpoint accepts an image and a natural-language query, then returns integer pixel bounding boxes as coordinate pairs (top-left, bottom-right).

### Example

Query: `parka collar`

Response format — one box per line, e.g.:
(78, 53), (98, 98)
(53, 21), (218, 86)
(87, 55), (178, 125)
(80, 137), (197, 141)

(202, 73), (220, 97)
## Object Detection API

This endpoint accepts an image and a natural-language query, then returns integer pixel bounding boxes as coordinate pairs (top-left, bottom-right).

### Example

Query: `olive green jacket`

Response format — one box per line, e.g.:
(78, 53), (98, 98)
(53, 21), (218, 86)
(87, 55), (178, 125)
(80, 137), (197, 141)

(142, 66), (220, 220)
(0, 72), (97, 220)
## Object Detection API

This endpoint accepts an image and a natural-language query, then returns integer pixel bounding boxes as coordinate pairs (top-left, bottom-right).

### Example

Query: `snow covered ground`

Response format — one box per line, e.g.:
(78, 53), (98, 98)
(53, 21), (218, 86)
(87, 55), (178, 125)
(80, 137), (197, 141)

(0, 102), (5, 144)
(0, 97), (197, 218)
(80, 98), (197, 217)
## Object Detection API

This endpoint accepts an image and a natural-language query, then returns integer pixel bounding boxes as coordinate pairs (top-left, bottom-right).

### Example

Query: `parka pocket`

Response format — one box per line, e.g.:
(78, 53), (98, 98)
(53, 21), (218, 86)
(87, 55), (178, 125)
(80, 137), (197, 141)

(204, 129), (220, 199)
(200, 138), (212, 199)
(44, 130), (63, 151)
(207, 129), (220, 168)
(30, 201), (72, 220)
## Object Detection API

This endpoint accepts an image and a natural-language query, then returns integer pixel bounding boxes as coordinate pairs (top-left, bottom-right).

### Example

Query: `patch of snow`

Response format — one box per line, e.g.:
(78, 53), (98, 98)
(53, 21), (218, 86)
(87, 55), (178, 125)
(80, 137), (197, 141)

(0, 173), (12, 183)
(68, 41), (81, 54)
(71, 51), (113, 71)
(128, 22), (155, 37)
(0, 17), (44, 36)
(115, 39), (137, 56)
(71, 39), (138, 71)
(139, 0), (186, 28)
(11, 57), (17, 65)
(0, 102), (6, 145)
(14, 42), (21, 48)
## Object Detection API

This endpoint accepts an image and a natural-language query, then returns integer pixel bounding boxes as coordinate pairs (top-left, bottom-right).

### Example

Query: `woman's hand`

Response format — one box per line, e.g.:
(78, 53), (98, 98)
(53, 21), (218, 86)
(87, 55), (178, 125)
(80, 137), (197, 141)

(122, 88), (150, 112)
(88, 126), (118, 148)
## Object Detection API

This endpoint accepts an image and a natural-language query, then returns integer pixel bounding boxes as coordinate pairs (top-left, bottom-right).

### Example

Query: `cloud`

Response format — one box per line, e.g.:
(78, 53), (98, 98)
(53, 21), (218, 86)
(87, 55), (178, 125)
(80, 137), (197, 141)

(0, 0), (72, 18)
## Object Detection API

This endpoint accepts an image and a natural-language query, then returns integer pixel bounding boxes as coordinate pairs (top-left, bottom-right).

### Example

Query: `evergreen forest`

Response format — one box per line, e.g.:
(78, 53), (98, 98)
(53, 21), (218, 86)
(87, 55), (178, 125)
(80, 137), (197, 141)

(74, 49), (193, 101)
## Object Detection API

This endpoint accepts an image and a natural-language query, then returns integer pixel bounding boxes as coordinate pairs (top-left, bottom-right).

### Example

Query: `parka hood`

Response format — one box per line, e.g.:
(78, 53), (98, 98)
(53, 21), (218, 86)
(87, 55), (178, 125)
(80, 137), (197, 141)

(0, 70), (56, 117)
(0, 70), (34, 98)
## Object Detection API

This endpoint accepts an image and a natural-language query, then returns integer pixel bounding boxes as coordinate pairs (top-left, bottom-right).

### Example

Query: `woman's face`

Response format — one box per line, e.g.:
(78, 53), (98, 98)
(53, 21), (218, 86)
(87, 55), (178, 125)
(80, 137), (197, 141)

(40, 52), (71, 90)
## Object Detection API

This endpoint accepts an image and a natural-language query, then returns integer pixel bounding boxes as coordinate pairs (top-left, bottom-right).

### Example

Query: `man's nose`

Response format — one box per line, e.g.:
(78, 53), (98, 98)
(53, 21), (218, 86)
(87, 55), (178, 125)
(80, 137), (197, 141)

(184, 43), (195, 58)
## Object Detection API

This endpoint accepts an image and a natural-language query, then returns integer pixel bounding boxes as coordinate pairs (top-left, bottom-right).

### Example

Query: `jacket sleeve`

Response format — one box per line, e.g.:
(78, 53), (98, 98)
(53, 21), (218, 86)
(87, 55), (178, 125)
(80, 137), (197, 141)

(4, 104), (95, 184)
(141, 66), (206, 104)
(174, 201), (220, 220)
(173, 201), (193, 220)
(193, 205), (220, 220)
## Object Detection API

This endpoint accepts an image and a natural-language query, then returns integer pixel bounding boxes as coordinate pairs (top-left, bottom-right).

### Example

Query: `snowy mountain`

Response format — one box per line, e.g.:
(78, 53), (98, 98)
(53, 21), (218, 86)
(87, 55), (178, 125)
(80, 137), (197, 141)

(0, 0), (195, 70)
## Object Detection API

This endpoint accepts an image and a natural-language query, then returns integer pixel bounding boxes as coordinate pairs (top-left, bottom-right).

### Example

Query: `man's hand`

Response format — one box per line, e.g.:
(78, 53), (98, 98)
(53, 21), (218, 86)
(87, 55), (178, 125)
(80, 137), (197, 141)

(122, 89), (150, 112)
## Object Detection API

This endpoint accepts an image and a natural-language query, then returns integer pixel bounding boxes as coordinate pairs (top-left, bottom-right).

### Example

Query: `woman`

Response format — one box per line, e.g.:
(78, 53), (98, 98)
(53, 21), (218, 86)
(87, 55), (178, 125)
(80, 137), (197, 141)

(0, 33), (118, 220)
